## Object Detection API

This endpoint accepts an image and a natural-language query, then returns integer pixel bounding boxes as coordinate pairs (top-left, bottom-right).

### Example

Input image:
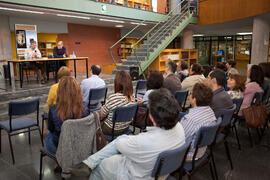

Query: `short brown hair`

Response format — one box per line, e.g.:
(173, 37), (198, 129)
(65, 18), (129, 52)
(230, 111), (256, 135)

(191, 83), (213, 106)
(57, 66), (71, 79)
(228, 74), (246, 92)
(114, 70), (133, 101)
(191, 63), (203, 75)
(227, 60), (236, 67)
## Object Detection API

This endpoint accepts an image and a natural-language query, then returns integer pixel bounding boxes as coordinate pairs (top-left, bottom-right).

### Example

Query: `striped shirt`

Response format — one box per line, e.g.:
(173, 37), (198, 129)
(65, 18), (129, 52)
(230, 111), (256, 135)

(103, 93), (135, 131)
(181, 106), (216, 159)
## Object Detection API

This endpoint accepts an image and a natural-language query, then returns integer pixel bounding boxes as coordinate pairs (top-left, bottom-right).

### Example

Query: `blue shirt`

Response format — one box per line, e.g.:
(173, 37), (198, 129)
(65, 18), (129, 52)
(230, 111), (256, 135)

(80, 75), (106, 108)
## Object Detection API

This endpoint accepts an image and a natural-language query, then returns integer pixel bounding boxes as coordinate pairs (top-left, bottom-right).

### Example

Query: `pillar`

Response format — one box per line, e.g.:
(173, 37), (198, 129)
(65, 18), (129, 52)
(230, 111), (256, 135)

(181, 29), (193, 49)
(0, 15), (12, 80)
(251, 17), (270, 65)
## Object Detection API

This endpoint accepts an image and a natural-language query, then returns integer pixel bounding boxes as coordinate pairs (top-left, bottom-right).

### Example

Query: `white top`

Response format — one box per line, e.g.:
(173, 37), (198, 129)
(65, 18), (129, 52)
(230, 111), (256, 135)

(80, 75), (106, 107)
(142, 89), (154, 103)
(116, 122), (185, 180)
(24, 47), (41, 59)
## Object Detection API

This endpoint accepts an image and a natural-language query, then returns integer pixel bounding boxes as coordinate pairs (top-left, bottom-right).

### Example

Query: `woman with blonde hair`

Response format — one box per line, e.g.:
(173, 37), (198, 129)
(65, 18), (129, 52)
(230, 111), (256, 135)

(45, 76), (86, 155)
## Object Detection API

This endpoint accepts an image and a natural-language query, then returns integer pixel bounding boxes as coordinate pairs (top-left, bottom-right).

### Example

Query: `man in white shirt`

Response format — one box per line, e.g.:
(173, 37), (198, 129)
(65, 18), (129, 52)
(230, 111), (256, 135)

(24, 41), (46, 83)
(80, 65), (106, 110)
(70, 88), (186, 180)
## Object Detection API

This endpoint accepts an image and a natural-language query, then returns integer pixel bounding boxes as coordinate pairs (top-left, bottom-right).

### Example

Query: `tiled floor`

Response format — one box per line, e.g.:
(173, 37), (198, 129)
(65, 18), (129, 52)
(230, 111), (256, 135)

(0, 122), (269, 180)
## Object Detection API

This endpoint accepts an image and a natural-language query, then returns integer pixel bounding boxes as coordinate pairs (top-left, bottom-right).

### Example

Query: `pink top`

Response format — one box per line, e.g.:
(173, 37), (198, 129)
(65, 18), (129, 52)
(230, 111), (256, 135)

(239, 82), (263, 116)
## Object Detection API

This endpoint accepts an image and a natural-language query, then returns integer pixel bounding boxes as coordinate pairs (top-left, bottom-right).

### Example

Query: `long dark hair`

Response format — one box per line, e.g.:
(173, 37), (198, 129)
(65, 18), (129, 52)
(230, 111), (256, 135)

(249, 65), (264, 87)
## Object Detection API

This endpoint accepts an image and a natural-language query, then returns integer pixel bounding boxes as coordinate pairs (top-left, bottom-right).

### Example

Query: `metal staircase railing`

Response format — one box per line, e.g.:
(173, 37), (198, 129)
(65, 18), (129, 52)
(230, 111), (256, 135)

(108, 0), (198, 75)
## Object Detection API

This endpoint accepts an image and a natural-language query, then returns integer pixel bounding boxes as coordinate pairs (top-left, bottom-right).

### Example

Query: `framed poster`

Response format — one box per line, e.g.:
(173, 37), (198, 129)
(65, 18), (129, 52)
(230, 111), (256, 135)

(15, 24), (37, 58)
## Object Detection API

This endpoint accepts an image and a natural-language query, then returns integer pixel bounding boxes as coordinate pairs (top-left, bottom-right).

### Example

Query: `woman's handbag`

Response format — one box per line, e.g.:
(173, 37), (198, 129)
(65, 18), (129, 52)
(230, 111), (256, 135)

(93, 111), (108, 151)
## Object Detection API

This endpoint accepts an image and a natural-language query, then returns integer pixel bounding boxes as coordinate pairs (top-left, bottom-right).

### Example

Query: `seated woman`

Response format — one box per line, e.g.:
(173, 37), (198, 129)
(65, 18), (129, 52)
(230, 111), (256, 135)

(142, 70), (164, 103)
(227, 73), (246, 99)
(239, 65), (264, 116)
(45, 76), (86, 155)
(46, 66), (71, 109)
(100, 70), (135, 136)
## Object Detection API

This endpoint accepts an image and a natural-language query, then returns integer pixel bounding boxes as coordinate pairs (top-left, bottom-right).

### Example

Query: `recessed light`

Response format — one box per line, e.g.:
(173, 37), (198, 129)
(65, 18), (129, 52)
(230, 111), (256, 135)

(99, 18), (124, 23)
(237, 32), (253, 35)
(193, 34), (204, 37)
(115, 25), (124, 28)
(56, 14), (90, 20)
(0, 7), (44, 14)
(130, 22), (146, 26)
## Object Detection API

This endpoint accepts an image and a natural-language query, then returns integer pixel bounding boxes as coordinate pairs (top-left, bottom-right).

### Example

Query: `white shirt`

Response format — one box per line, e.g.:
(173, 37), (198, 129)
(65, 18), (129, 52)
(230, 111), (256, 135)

(116, 123), (185, 180)
(24, 47), (41, 59)
(80, 75), (106, 107)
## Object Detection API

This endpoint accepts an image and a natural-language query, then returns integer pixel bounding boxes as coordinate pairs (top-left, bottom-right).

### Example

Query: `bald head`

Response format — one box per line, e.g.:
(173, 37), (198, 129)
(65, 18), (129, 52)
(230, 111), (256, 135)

(57, 41), (63, 49)
(91, 65), (101, 75)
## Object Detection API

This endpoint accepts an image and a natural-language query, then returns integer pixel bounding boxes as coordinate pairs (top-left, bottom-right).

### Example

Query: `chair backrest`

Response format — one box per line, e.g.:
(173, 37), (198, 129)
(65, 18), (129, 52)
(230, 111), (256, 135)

(136, 80), (147, 91)
(174, 89), (189, 108)
(216, 104), (236, 127)
(112, 103), (138, 124)
(263, 84), (270, 105)
(9, 97), (40, 116)
(193, 118), (222, 149)
(251, 92), (263, 106)
(152, 138), (192, 179)
(88, 86), (107, 107)
(232, 98), (244, 114)
(179, 112), (186, 121)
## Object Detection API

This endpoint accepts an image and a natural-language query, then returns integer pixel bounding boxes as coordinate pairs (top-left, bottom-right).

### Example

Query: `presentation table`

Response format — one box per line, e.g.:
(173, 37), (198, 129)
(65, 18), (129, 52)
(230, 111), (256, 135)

(6, 57), (89, 88)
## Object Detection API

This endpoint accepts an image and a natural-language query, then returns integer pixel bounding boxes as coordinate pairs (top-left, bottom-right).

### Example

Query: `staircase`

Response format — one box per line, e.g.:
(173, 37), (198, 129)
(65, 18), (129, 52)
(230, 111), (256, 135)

(110, 1), (197, 75)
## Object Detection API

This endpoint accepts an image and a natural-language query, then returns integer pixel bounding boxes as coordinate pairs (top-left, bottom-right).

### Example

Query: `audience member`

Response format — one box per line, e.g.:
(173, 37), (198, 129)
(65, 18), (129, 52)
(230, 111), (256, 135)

(227, 73), (245, 99)
(100, 70), (135, 136)
(142, 70), (164, 103)
(53, 41), (67, 67)
(46, 66), (71, 108)
(177, 60), (189, 79)
(202, 65), (212, 78)
(163, 60), (182, 95)
(70, 88), (185, 179)
(181, 83), (216, 160)
(45, 76), (86, 155)
(80, 65), (106, 109)
(258, 62), (270, 92)
(239, 65), (264, 115)
(182, 63), (205, 107)
(24, 41), (46, 83)
(208, 69), (233, 116)
(215, 62), (227, 72)
(226, 60), (239, 75)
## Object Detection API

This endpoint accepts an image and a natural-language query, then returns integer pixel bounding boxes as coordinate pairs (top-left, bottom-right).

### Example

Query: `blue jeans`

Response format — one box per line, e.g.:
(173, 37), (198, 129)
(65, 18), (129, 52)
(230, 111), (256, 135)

(83, 138), (122, 180)
(45, 131), (57, 156)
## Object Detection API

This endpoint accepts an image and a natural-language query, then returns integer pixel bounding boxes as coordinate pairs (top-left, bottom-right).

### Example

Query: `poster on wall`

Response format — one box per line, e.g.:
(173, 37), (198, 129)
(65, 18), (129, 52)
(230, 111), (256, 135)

(15, 24), (37, 58)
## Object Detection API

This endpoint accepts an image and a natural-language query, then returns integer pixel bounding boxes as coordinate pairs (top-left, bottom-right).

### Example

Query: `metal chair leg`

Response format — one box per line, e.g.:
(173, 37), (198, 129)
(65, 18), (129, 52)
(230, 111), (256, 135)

(28, 128), (31, 145)
(0, 128), (1, 153)
(233, 125), (241, 150)
(209, 161), (215, 180)
(247, 127), (253, 147)
(38, 127), (44, 146)
(224, 140), (233, 170)
(39, 152), (44, 180)
(210, 150), (218, 180)
(8, 134), (15, 164)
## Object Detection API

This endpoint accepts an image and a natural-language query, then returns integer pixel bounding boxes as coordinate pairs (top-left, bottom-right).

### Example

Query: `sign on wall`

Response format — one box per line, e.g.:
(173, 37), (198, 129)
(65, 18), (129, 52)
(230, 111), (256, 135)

(15, 24), (37, 58)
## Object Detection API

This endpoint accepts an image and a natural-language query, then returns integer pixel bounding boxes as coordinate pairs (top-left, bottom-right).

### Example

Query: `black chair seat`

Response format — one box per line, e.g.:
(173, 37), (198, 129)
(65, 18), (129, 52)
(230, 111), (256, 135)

(104, 129), (133, 142)
(0, 118), (37, 132)
(184, 153), (208, 172)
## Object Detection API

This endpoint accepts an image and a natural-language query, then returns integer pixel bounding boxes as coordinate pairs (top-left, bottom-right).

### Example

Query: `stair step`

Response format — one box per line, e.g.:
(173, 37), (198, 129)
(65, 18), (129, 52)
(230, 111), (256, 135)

(127, 56), (146, 61)
(122, 60), (140, 66)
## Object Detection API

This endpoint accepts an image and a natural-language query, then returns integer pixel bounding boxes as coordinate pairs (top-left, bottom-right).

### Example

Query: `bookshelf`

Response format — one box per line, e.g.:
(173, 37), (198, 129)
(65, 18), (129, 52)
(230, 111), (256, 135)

(120, 37), (144, 60)
(37, 33), (58, 57)
(148, 49), (198, 74)
(128, 0), (151, 10)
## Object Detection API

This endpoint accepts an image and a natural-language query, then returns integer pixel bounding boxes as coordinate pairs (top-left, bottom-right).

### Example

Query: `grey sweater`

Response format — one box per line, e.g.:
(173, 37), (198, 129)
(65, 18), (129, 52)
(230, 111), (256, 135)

(56, 112), (99, 178)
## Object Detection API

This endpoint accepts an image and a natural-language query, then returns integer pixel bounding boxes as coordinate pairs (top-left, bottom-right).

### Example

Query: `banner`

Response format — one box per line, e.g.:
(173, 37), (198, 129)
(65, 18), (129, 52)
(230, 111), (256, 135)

(15, 24), (37, 58)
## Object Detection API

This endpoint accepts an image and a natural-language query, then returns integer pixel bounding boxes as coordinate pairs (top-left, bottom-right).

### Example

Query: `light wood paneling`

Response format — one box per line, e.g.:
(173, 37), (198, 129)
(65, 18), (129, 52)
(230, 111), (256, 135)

(198, 0), (270, 25)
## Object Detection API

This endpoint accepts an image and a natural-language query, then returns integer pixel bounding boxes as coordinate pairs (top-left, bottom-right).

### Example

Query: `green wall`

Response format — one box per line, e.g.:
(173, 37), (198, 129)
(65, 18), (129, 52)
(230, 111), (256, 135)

(0, 0), (167, 22)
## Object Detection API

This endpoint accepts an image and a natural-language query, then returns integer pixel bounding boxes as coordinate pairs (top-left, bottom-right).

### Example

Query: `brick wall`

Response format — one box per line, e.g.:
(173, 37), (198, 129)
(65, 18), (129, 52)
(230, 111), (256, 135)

(58, 23), (121, 73)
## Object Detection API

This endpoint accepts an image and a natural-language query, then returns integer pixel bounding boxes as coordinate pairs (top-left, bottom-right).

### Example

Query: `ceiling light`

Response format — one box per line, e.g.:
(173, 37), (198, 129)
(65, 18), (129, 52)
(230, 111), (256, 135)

(56, 14), (90, 20)
(0, 7), (44, 14)
(130, 22), (146, 26)
(115, 25), (124, 28)
(237, 32), (253, 35)
(193, 34), (204, 37)
(99, 18), (124, 23)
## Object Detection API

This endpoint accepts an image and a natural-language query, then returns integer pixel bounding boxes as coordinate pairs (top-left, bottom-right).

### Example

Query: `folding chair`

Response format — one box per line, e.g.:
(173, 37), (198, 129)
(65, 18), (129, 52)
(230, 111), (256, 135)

(135, 80), (147, 98)
(88, 86), (107, 113)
